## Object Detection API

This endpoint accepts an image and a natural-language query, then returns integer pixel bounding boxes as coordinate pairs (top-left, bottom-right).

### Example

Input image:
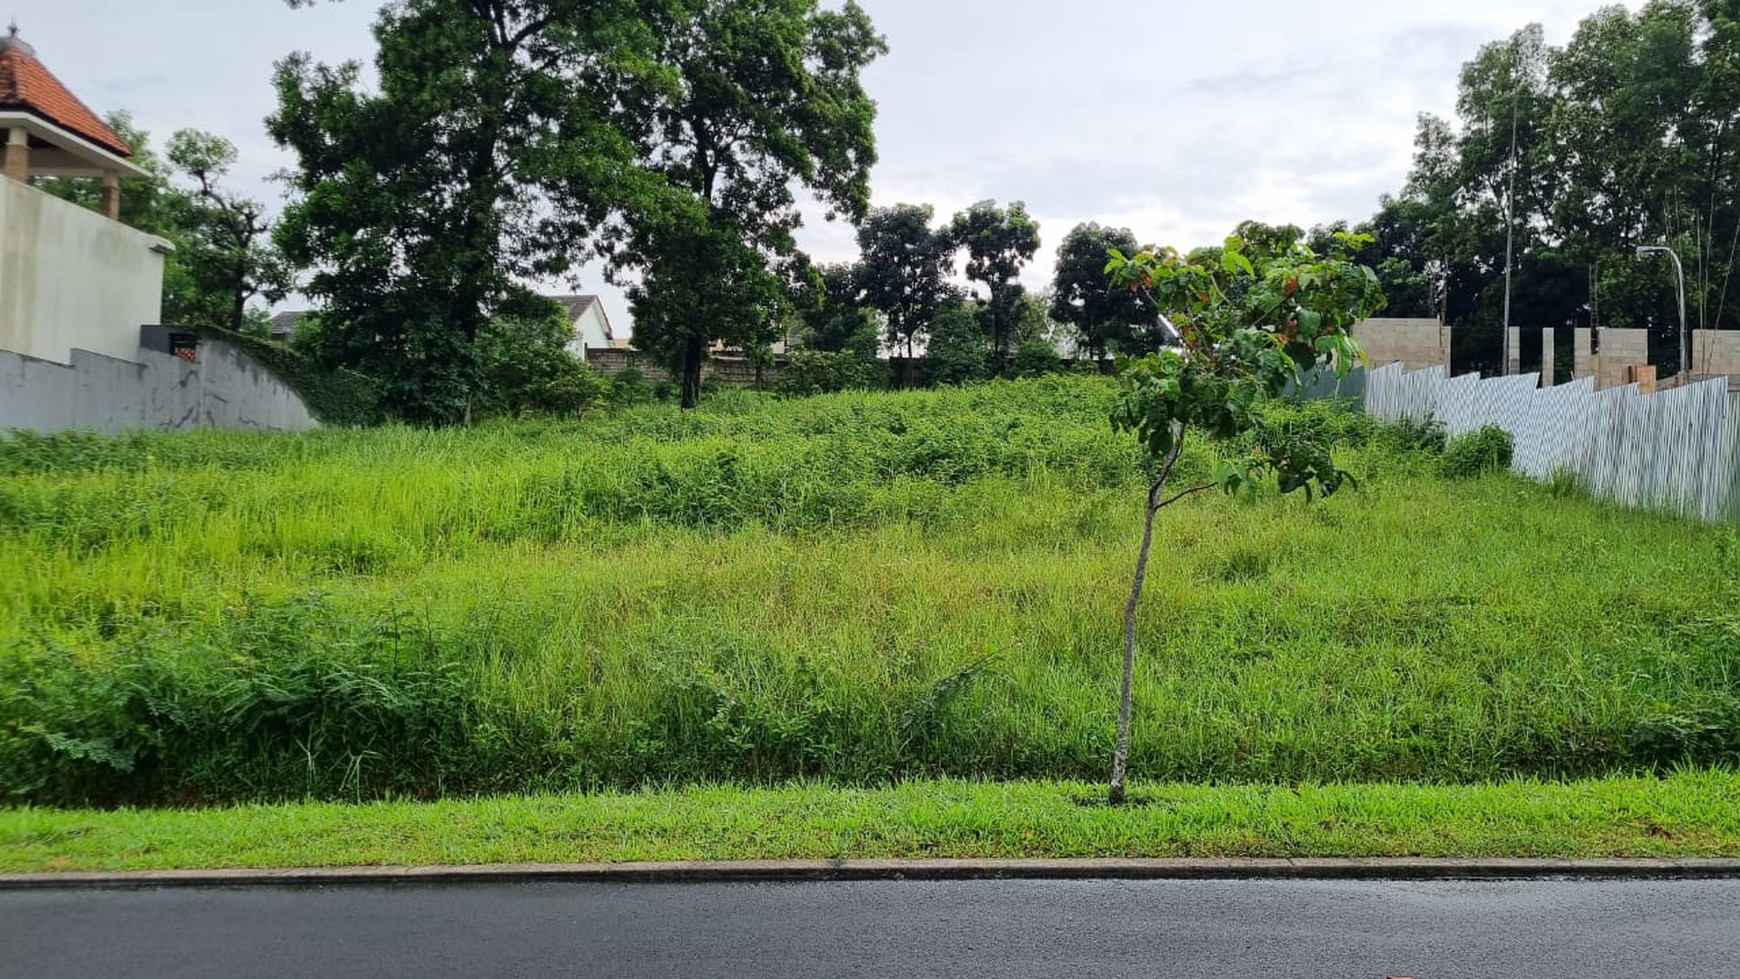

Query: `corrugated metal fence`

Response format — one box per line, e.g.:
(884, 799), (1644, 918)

(1360, 363), (1740, 523)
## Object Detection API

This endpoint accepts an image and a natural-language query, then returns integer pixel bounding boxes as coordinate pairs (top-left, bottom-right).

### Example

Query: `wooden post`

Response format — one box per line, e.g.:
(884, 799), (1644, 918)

(1627, 365), (1657, 396)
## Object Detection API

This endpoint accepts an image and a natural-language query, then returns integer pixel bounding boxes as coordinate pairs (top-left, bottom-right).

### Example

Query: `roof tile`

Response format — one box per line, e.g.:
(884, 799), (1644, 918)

(0, 36), (132, 158)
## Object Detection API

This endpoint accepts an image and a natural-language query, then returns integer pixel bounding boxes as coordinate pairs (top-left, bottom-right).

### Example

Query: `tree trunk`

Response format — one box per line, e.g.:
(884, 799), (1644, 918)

(1108, 478), (1165, 806)
(680, 334), (705, 410)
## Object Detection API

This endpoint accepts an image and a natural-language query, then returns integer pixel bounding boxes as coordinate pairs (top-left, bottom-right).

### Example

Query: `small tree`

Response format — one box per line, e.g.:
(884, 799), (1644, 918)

(1102, 231), (1385, 805)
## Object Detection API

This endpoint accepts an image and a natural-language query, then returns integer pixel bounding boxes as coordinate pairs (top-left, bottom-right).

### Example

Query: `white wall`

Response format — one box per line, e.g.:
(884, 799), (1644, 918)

(0, 177), (167, 366)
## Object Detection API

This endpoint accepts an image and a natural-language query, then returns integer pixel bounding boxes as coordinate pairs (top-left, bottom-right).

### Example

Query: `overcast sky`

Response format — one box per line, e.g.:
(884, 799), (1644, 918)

(17, 0), (1635, 334)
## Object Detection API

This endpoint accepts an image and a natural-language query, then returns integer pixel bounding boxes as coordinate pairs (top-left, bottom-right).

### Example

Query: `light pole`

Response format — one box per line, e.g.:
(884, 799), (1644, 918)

(1636, 245), (1689, 377)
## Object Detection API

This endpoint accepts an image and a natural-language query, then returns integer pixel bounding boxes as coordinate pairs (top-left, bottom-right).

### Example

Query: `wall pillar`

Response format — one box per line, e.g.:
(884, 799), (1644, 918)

(1575, 330), (1595, 382)
(1505, 327), (1521, 376)
(1540, 328), (1555, 387)
(2, 128), (28, 183)
(100, 171), (120, 220)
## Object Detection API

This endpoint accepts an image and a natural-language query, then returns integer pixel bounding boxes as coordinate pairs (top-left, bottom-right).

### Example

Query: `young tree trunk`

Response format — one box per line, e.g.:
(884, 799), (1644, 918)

(1109, 435), (1187, 806)
(680, 334), (705, 410)
(1108, 478), (1165, 806)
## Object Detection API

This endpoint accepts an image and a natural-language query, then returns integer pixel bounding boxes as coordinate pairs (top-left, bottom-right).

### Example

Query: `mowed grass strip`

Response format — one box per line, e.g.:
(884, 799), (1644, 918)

(4, 774), (1739, 872)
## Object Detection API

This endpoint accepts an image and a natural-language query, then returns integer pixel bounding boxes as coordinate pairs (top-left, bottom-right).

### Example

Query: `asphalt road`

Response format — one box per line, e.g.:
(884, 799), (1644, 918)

(3, 878), (1736, 978)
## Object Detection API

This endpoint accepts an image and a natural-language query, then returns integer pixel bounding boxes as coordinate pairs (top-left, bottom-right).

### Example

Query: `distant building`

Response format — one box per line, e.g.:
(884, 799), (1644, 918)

(268, 310), (307, 345)
(265, 298), (622, 359)
(548, 294), (617, 361)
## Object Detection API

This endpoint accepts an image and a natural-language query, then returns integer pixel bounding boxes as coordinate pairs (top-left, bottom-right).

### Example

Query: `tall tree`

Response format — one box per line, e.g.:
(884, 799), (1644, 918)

(854, 203), (956, 365)
(610, 0), (886, 409)
(950, 200), (1041, 374)
(1050, 222), (1155, 360)
(271, 0), (635, 424)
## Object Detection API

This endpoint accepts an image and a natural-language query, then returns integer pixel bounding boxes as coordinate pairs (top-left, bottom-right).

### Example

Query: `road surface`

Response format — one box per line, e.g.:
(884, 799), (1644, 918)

(3, 877), (1734, 978)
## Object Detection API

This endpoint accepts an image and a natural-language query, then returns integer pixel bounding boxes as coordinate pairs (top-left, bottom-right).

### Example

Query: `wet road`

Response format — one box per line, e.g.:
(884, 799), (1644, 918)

(3, 877), (1735, 978)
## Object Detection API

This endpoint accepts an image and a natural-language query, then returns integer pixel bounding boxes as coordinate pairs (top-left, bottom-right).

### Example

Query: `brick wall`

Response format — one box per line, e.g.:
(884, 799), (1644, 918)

(587, 347), (782, 389)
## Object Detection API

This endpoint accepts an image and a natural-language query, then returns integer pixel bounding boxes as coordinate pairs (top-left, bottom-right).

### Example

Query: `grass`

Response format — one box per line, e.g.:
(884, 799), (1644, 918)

(2, 377), (1739, 808)
(5, 773), (1740, 872)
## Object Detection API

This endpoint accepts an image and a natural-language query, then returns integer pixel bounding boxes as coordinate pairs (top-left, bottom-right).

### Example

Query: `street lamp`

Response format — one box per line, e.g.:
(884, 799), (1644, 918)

(1636, 245), (1689, 378)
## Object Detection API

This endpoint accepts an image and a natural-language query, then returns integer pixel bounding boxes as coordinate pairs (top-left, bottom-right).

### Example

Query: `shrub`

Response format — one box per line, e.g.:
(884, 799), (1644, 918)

(1380, 416), (1449, 456)
(610, 367), (654, 406)
(1440, 425), (1514, 479)
(474, 314), (609, 419)
(1010, 339), (1062, 378)
(776, 349), (886, 397)
(923, 303), (988, 386)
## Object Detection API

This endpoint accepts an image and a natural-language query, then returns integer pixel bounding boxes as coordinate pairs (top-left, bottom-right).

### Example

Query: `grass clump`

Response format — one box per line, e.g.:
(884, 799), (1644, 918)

(1440, 424), (1514, 479)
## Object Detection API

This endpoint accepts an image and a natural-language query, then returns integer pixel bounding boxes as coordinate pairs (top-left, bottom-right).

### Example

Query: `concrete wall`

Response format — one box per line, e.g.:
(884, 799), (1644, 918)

(0, 338), (317, 434)
(0, 177), (167, 366)
(1351, 318), (1450, 372)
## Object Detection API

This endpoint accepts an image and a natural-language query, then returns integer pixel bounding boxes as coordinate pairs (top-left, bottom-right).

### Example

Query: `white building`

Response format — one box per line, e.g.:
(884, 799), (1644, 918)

(550, 294), (618, 361)
(0, 26), (171, 366)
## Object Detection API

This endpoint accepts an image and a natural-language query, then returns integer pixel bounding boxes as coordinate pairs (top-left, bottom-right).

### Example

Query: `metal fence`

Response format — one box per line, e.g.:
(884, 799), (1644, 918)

(1359, 363), (1740, 523)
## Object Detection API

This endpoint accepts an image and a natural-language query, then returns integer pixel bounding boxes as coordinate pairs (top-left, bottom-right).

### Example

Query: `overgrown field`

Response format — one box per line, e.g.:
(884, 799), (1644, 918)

(3, 377), (1738, 806)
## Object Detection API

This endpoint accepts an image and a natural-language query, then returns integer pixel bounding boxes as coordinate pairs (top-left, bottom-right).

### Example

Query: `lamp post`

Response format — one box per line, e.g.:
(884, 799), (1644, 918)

(1636, 245), (1689, 378)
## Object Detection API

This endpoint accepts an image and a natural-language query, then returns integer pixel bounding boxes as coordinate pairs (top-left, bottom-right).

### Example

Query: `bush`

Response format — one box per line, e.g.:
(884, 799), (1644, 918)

(610, 367), (654, 406)
(475, 314), (609, 419)
(1379, 416), (1449, 456)
(776, 349), (886, 397)
(923, 303), (989, 386)
(1010, 339), (1062, 378)
(1440, 425), (1514, 479)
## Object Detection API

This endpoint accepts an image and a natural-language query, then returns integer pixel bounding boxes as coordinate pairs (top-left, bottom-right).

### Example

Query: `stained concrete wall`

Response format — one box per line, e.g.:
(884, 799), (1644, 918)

(0, 338), (316, 434)
(0, 177), (168, 366)
(1351, 318), (1449, 372)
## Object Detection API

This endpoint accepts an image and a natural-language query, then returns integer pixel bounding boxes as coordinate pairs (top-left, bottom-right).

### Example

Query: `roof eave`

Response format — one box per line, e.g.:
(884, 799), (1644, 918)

(0, 110), (145, 178)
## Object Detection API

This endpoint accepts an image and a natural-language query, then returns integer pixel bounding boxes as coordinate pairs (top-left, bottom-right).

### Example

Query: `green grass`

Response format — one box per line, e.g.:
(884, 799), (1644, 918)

(6, 774), (1740, 872)
(3, 377), (1739, 806)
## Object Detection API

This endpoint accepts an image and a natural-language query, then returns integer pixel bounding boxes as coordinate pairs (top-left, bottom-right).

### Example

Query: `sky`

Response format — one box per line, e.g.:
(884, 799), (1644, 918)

(14, 0), (1637, 335)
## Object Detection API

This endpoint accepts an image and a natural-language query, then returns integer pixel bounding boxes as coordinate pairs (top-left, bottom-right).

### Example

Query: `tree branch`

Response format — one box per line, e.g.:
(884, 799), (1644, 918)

(1154, 482), (1219, 510)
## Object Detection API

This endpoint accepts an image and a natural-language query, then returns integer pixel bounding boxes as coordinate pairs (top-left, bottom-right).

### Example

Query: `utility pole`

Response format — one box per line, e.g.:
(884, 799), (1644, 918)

(1501, 87), (1520, 376)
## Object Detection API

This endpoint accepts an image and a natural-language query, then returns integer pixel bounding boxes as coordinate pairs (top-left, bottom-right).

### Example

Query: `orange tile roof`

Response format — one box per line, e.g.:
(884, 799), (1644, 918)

(0, 35), (132, 158)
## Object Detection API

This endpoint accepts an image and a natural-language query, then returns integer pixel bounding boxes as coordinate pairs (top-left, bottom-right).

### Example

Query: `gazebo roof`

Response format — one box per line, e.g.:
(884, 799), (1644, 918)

(0, 27), (133, 159)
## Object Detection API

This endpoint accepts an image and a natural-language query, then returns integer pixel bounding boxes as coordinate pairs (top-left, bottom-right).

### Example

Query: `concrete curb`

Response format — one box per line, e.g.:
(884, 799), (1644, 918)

(5, 858), (1740, 889)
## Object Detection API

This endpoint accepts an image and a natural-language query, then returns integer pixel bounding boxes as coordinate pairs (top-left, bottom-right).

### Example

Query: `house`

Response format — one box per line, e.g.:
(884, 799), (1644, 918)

(269, 310), (307, 345)
(0, 25), (171, 365)
(548, 294), (617, 360)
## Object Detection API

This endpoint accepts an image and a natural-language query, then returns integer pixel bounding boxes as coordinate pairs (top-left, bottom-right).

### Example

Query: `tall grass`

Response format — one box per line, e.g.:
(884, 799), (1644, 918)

(2, 378), (1737, 806)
